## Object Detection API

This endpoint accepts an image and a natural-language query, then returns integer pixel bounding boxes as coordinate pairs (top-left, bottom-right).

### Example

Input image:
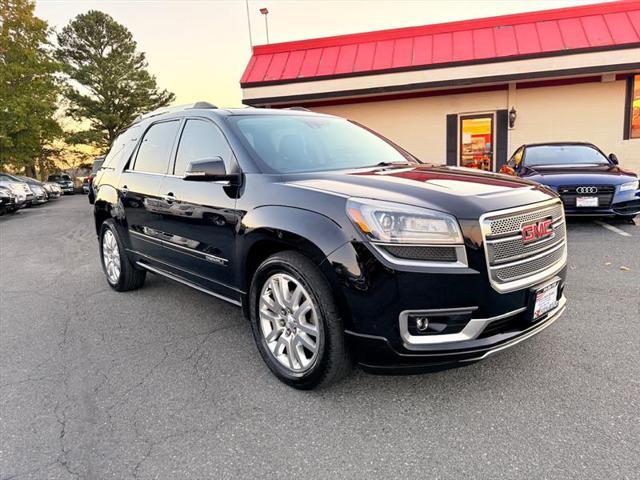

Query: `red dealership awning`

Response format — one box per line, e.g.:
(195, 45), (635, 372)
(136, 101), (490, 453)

(241, 1), (640, 88)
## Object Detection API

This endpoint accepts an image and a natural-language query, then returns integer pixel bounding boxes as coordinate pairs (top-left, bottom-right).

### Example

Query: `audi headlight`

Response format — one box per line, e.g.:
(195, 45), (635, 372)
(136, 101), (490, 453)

(346, 198), (463, 244)
(619, 180), (639, 192)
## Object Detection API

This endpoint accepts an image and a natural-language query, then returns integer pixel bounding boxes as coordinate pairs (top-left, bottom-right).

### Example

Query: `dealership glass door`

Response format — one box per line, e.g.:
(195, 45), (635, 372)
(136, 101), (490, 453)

(459, 114), (494, 171)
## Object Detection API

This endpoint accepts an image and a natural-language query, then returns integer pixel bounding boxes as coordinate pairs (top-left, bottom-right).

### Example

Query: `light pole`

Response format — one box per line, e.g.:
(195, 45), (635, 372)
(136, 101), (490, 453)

(260, 7), (269, 44)
(245, 0), (253, 51)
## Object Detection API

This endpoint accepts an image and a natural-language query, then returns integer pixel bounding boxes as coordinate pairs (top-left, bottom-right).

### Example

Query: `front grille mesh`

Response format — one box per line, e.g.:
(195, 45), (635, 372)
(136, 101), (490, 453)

(488, 203), (563, 237)
(494, 244), (566, 282)
(381, 245), (458, 262)
(482, 200), (567, 289)
(488, 221), (566, 264)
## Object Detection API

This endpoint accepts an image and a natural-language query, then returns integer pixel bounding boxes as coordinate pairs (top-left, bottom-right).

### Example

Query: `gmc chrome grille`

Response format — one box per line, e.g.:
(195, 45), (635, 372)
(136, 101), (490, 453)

(481, 199), (567, 293)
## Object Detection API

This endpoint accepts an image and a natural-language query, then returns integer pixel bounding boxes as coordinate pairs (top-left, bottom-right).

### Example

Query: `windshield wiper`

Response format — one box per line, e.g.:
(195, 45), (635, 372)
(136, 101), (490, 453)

(374, 161), (410, 167)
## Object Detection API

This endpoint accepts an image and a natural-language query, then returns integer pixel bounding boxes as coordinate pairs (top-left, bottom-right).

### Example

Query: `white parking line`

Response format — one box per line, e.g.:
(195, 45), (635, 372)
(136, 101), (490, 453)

(594, 220), (632, 237)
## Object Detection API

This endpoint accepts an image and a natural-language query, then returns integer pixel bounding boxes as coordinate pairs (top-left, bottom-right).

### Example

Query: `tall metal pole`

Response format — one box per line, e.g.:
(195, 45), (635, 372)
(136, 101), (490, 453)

(245, 0), (253, 51)
(264, 12), (269, 44)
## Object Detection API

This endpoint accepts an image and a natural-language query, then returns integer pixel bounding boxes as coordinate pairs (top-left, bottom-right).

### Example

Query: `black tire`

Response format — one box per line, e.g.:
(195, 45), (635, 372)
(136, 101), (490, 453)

(614, 214), (637, 223)
(249, 251), (351, 389)
(99, 219), (146, 292)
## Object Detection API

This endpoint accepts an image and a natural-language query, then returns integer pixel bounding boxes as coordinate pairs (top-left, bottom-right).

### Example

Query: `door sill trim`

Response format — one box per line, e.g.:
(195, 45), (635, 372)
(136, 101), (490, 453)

(136, 261), (242, 307)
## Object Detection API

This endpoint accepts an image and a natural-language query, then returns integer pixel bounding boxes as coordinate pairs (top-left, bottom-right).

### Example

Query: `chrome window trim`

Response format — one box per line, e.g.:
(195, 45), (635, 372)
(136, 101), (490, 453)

(480, 198), (567, 293)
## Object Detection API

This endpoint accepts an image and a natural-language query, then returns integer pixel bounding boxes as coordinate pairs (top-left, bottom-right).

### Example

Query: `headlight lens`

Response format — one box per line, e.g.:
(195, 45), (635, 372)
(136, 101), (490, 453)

(346, 198), (463, 244)
(619, 180), (639, 192)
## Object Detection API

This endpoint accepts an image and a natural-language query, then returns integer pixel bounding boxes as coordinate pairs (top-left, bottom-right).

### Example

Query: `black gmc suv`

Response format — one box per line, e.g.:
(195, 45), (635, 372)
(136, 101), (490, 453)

(93, 103), (568, 389)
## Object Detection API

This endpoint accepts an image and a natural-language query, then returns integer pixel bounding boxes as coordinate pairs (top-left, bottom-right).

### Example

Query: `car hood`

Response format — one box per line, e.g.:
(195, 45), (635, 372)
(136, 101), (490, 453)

(282, 164), (557, 220)
(521, 164), (638, 186)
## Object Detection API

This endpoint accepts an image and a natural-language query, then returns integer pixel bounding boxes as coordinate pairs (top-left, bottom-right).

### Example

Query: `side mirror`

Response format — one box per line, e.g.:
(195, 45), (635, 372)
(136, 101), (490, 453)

(609, 153), (619, 165)
(500, 165), (516, 176)
(184, 157), (237, 182)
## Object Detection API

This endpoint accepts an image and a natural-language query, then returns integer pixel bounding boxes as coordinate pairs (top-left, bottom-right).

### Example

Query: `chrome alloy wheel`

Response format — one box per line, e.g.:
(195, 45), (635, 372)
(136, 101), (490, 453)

(259, 273), (321, 373)
(102, 229), (121, 284)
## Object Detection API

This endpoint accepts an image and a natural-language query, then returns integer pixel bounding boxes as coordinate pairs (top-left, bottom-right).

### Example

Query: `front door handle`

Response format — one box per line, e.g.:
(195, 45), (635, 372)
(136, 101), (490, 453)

(162, 193), (176, 204)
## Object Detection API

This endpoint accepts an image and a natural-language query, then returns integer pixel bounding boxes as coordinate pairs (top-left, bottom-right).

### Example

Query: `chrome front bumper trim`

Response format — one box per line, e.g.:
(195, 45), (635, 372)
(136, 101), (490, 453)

(400, 294), (566, 351)
(463, 295), (567, 362)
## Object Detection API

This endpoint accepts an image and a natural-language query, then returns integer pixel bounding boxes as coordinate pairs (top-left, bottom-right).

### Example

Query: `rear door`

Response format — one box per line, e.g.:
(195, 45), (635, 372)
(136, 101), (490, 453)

(120, 119), (181, 261)
(155, 117), (241, 298)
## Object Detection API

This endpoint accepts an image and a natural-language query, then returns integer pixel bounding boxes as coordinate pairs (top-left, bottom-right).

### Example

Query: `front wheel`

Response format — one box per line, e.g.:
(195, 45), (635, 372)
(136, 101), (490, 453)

(99, 220), (146, 291)
(249, 251), (351, 389)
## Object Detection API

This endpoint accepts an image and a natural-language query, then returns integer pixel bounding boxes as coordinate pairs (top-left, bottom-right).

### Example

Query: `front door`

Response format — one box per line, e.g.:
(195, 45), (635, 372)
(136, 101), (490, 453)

(459, 114), (494, 171)
(120, 119), (181, 260)
(156, 118), (241, 299)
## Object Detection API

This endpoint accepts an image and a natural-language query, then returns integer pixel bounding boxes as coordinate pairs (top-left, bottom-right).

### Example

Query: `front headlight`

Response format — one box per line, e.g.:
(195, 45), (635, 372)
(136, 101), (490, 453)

(619, 180), (639, 192)
(346, 198), (464, 244)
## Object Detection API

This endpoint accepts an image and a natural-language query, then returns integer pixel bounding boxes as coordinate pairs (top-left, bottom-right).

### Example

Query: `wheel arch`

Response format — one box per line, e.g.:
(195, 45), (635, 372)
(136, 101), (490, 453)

(238, 206), (354, 324)
(93, 184), (123, 235)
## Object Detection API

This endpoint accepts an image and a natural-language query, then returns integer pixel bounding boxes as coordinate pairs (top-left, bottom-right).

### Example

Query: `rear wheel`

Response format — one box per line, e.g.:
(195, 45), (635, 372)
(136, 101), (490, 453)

(99, 220), (146, 291)
(249, 251), (351, 389)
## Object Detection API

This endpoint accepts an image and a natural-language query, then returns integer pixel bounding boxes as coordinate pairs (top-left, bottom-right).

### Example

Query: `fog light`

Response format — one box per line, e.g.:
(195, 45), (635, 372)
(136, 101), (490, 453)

(415, 316), (429, 332)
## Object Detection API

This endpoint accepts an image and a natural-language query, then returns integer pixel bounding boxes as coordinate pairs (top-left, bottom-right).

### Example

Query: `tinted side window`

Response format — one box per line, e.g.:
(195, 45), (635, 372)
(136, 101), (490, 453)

(133, 121), (180, 174)
(174, 119), (233, 176)
(513, 148), (524, 167)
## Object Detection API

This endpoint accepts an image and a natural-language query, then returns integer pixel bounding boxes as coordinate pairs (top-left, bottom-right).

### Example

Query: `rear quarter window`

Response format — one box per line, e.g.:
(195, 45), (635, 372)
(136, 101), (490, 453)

(132, 120), (180, 174)
(103, 125), (141, 169)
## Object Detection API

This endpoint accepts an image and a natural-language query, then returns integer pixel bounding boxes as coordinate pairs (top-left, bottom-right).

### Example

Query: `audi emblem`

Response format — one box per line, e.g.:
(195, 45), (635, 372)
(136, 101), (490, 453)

(576, 186), (598, 194)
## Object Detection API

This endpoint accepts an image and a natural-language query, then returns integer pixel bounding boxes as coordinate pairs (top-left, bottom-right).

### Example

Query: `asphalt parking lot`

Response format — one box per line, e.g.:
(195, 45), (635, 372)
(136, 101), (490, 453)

(1, 196), (639, 480)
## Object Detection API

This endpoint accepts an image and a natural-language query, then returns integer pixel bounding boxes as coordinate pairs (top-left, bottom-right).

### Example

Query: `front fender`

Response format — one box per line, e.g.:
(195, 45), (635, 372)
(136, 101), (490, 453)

(239, 205), (354, 263)
(237, 205), (358, 318)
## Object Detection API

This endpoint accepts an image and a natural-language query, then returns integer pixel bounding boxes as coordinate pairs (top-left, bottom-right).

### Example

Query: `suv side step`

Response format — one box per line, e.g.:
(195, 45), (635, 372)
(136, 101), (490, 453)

(136, 261), (242, 307)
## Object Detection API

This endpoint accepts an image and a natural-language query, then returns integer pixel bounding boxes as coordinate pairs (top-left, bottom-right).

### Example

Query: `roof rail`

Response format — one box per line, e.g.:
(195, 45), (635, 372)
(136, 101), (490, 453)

(285, 106), (311, 111)
(132, 102), (218, 123)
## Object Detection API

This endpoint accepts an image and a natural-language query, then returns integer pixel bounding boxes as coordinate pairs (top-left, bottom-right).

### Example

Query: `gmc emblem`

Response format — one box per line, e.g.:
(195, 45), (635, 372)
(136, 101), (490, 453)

(521, 218), (554, 243)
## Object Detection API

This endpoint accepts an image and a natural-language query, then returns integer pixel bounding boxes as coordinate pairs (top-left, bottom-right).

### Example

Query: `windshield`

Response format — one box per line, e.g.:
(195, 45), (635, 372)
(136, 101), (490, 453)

(91, 159), (104, 174)
(229, 115), (417, 173)
(525, 145), (609, 167)
(49, 174), (71, 181)
(0, 173), (20, 182)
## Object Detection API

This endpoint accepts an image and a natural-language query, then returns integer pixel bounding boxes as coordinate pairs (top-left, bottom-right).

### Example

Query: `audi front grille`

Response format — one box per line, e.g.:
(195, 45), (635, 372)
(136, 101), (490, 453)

(558, 185), (615, 208)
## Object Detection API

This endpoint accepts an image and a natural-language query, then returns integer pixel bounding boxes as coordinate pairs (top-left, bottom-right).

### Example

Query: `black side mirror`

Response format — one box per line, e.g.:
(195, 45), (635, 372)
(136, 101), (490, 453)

(184, 157), (239, 183)
(609, 153), (619, 165)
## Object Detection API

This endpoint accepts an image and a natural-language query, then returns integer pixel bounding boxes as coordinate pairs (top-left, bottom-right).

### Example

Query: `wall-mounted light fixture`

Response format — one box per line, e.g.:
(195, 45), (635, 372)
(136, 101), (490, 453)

(260, 7), (269, 44)
(508, 106), (517, 128)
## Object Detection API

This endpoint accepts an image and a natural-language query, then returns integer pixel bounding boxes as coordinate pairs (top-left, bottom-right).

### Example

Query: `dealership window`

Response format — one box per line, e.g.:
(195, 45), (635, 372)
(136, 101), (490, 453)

(630, 74), (640, 139)
(459, 114), (494, 171)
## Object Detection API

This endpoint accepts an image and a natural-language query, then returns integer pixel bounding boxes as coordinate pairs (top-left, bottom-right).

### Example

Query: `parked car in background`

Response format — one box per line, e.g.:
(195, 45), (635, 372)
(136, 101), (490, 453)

(82, 178), (90, 194)
(0, 185), (17, 215)
(501, 143), (640, 219)
(14, 176), (49, 205)
(17, 176), (63, 200)
(43, 181), (62, 199)
(94, 104), (568, 389)
(47, 173), (75, 194)
(0, 173), (33, 207)
(87, 156), (105, 204)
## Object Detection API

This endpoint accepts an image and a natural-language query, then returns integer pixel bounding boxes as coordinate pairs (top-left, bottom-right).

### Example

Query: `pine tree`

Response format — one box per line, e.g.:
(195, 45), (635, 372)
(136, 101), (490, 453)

(0, 0), (61, 176)
(56, 10), (175, 151)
